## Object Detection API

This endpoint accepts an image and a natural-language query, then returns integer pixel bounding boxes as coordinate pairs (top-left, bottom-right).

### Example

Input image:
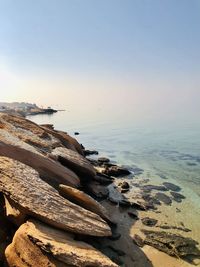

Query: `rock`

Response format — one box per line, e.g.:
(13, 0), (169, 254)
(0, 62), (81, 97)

(141, 217), (158, 227)
(0, 113), (60, 155)
(128, 211), (139, 220)
(142, 230), (200, 259)
(142, 193), (161, 206)
(162, 182), (181, 192)
(98, 157), (110, 164)
(108, 246), (126, 256)
(120, 181), (130, 189)
(130, 166), (144, 175)
(0, 157), (111, 236)
(170, 191), (185, 203)
(119, 200), (131, 208)
(131, 202), (147, 211)
(108, 232), (121, 241)
(84, 149), (99, 156)
(5, 220), (118, 267)
(40, 124), (54, 130)
(59, 184), (111, 222)
(94, 174), (114, 185)
(0, 142), (80, 189)
(87, 181), (109, 199)
(104, 166), (131, 177)
(108, 197), (118, 205)
(121, 188), (129, 194)
(142, 184), (168, 192)
(155, 192), (172, 205)
(156, 225), (191, 233)
(41, 127), (84, 155)
(0, 194), (13, 263)
(132, 234), (144, 247)
(4, 196), (26, 226)
(51, 147), (96, 180)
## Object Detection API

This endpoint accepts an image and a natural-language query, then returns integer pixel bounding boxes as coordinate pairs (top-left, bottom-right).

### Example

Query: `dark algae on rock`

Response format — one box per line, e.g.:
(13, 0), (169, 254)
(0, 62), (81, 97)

(142, 230), (200, 260)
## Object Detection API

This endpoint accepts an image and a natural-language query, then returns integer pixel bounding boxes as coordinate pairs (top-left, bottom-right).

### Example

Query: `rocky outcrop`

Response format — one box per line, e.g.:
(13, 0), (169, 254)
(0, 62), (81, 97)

(142, 230), (200, 258)
(41, 126), (84, 155)
(0, 142), (80, 189)
(5, 220), (118, 267)
(59, 184), (111, 222)
(0, 113), (60, 155)
(0, 157), (111, 237)
(51, 147), (96, 180)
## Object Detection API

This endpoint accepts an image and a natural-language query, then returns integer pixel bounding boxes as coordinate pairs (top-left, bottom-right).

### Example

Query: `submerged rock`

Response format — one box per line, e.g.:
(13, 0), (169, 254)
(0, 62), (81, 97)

(0, 157), (111, 237)
(142, 230), (200, 259)
(162, 182), (181, 192)
(84, 149), (99, 156)
(170, 191), (186, 203)
(142, 217), (158, 227)
(155, 192), (172, 205)
(103, 166), (131, 177)
(5, 220), (118, 267)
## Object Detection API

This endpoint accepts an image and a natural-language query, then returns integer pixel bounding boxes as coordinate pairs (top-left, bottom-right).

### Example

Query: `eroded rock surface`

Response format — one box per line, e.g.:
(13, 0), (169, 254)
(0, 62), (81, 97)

(6, 220), (118, 267)
(142, 230), (200, 259)
(0, 142), (80, 189)
(0, 157), (111, 237)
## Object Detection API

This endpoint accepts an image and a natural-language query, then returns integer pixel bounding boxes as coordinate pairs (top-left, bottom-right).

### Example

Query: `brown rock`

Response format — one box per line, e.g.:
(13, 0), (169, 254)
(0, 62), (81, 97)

(59, 184), (111, 222)
(41, 126), (84, 155)
(4, 195), (26, 226)
(5, 220), (118, 267)
(0, 157), (111, 236)
(0, 113), (61, 155)
(51, 147), (96, 180)
(0, 142), (80, 189)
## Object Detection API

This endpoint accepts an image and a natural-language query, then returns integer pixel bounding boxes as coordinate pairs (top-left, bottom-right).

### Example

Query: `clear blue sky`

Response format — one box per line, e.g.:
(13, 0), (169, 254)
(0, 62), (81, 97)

(0, 0), (199, 114)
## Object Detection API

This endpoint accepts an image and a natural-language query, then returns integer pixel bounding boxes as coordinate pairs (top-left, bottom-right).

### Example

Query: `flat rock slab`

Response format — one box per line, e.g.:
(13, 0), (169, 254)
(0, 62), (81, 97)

(170, 191), (186, 203)
(155, 192), (172, 205)
(0, 142), (80, 189)
(142, 230), (200, 259)
(52, 147), (96, 180)
(6, 220), (118, 267)
(162, 182), (181, 192)
(0, 156), (111, 237)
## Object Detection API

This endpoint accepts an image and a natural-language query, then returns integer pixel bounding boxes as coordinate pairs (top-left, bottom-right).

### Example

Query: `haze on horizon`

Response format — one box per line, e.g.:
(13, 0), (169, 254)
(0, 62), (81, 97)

(0, 0), (200, 120)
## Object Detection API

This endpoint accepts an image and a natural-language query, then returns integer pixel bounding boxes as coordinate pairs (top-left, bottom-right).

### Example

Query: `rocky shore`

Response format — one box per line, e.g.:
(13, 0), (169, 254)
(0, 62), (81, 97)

(0, 112), (199, 267)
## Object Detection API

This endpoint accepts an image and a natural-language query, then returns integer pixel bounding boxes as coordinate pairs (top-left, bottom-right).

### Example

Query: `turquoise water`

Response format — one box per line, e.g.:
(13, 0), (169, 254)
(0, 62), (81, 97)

(28, 109), (200, 246)
(28, 110), (200, 194)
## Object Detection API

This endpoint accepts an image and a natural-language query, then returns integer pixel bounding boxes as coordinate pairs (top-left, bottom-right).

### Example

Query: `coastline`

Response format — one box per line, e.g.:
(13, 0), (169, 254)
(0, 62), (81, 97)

(0, 112), (199, 266)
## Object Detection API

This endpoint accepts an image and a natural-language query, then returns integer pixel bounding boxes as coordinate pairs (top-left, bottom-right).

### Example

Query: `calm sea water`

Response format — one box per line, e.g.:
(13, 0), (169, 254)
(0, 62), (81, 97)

(28, 108), (200, 245)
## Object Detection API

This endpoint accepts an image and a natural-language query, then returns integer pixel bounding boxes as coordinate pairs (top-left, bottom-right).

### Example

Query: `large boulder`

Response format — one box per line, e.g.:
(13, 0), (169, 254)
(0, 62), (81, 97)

(5, 220), (118, 267)
(0, 142), (80, 189)
(0, 157), (111, 237)
(0, 113), (61, 155)
(41, 126), (84, 155)
(51, 147), (96, 180)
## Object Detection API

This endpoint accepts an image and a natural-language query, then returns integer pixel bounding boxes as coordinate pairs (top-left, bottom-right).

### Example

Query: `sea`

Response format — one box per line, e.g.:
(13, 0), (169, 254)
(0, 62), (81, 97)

(28, 106), (200, 257)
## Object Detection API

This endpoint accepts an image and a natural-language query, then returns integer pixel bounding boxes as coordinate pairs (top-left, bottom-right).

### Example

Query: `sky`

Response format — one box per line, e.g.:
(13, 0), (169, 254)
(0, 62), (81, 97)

(0, 0), (200, 117)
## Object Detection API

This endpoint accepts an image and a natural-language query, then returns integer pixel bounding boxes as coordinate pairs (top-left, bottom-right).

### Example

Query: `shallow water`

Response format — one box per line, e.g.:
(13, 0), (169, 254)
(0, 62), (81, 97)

(28, 109), (200, 263)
